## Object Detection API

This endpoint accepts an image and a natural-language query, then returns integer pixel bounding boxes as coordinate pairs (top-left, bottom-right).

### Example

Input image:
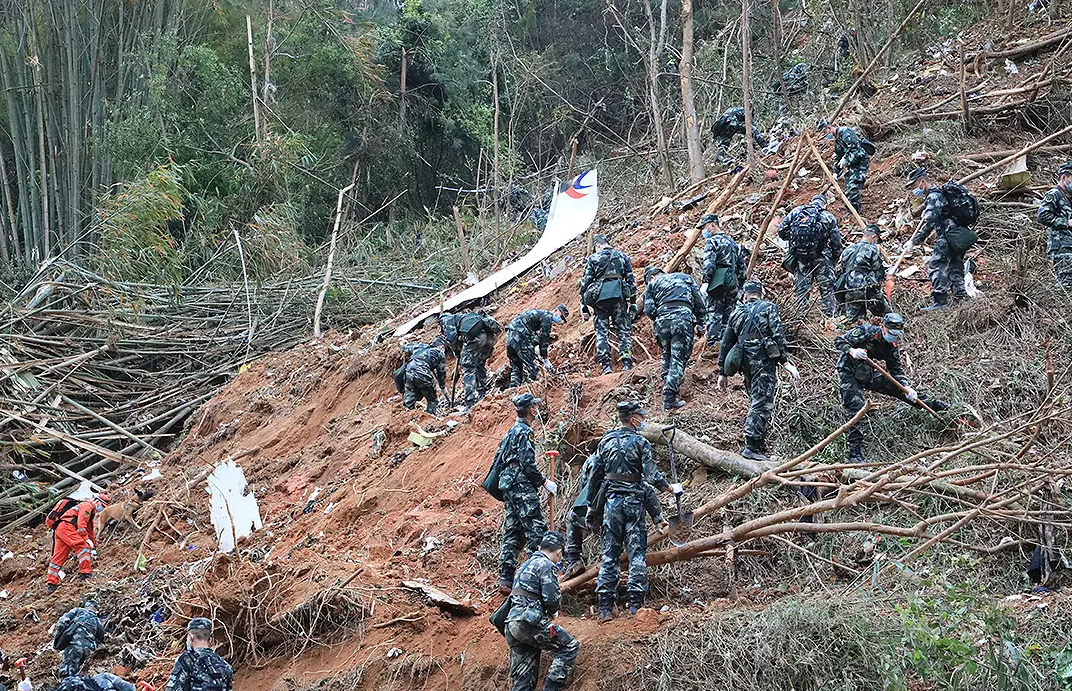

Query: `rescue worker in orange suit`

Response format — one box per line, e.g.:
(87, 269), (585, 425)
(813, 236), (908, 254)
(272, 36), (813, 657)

(46, 494), (109, 594)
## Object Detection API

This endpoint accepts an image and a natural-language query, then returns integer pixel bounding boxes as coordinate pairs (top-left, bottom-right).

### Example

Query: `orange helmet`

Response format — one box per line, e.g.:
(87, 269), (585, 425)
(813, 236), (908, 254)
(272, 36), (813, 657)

(94, 493), (111, 509)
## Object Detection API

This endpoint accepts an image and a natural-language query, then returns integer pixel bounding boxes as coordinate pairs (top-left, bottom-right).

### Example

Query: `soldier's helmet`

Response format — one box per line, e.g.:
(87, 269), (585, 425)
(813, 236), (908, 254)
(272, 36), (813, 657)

(616, 400), (648, 418)
(882, 313), (906, 343)
(697, 213), (720, 229)
(512, 392), (541, 414)
(540, 531), (566, 551)
(906, 167), (928, 188)
(555, 304), (569, 321)
(187, 618), (213, 633)
(593, 233), (609, 246)
(742, 280), (764, 296)
(643, 266), (663, 282)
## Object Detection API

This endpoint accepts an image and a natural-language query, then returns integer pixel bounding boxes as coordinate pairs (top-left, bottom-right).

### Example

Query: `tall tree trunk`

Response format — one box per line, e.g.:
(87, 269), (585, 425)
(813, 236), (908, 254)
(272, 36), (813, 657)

(246, 15), (261, 142)
(741, 0), (756, 171)
(642, 0), (673, 188)
(491, 49), (501, 233)
(30, 20), (51, 258)
(679, 0), (705, 184)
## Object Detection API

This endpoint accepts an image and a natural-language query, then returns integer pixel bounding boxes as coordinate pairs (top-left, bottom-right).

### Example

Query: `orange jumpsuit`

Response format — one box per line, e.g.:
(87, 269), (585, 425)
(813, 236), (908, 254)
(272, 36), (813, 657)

(47, 500), (96, 585)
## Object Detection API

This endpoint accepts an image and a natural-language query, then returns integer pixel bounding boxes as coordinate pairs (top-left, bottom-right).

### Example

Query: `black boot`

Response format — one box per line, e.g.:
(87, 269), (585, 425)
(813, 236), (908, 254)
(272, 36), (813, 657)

(601, 363), (613, 375)
(741, 437), (770, 461)
(627, 592), (644, 616)
(928, 398), (950, 412)
(622, 359), (634, 371)
(847, 440), (865, 463)
(597, 594), (615, 623)
(663, 392), (685, 411)
(921, 293), (948, 312)
(46, 583), (58, 594)
(543, 680), (564, 691)
(562, 558), (585, 579)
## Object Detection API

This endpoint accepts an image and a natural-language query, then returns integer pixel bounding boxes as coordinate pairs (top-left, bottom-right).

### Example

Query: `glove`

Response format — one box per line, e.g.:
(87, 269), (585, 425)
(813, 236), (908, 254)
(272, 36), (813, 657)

(849, 348), (868, 360)
(543, 358), (554, 373)
(904, 387), (918, 403)
(544, 480), (558, 495)
(582, 306), (591, 321)
(716, 375), (727, 390)
(85, 539), (94, 549)
(695, 324), (706, 337)
(783, 362), (800, 380)
(903, 240), (915, 252)
(18, 679), (32, 691)
(670, 483), (684, 495)
(90, 549), (98, 559)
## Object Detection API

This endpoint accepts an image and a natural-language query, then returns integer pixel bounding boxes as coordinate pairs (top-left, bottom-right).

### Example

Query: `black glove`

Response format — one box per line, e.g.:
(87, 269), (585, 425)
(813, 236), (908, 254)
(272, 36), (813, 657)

(581, 306), (591, 321)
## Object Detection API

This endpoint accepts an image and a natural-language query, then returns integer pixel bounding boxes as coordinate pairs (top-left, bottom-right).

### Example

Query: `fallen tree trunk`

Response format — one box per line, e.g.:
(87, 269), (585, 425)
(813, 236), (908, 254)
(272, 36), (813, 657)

(962, 142), (1072, 162)
(639, 425), (768, 477)
(958, 123), (1072, 185)
(971, 27), (1072, 72)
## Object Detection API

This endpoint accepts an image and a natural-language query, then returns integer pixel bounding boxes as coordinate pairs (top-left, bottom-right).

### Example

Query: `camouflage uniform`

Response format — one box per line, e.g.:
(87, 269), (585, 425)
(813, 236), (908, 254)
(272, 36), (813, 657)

(505, 551), (579, 691)
(401, 343), (446, 414)
(165, 647), (233, 691)
(588, 427), (669, 602)
(833, 127), (874, 211)
(718, 298), (788, 452)
(778, 201), (842, 317)
(701, 232), (746, 346)
(506, 310), (556, 387)
(781, 62), (808, 100)
(835, 324), (943, 459)
(710, 107), (768, 163)
(564, 454), (664, 571)
(580, 247), (636, 369)
(54, 606), (105, 678)
(835, 240), (888, 322)
(642, 273), (706, 407)
(495, 418), (547, 586)
(1037, 185), (1072, 288)
(913, 188), (969, 303)
(455, 312), (501, 407)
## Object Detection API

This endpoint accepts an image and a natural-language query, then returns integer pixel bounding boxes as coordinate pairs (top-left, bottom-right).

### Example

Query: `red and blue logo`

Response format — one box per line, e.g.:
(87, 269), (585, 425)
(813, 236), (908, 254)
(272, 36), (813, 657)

(564, 171), (593, 199)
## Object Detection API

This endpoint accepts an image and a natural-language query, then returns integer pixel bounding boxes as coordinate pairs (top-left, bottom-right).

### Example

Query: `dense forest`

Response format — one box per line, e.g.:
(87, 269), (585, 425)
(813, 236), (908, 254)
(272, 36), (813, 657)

(0, 0), (987, 290)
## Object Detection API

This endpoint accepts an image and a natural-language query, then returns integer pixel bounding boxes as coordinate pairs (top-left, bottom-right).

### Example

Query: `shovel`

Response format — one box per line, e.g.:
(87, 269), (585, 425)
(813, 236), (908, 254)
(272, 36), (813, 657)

(661, 425), (694, 544)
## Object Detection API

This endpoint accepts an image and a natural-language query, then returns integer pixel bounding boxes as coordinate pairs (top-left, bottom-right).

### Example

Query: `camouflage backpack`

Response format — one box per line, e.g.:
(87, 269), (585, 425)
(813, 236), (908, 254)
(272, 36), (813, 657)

(788, 205), (826, 260)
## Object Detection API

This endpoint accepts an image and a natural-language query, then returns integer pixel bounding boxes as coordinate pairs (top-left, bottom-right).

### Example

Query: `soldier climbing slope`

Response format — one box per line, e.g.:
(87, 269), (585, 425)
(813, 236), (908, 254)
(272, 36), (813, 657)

(836, 313), (949, 464)
(442, 310), (501, 409)
(165, 619), (232, 691)
(835, 224), (889, 323)
(641, 267), (706, 410)
(903, 168), (981, 311)
(587, 401), (680, 622)
(828, 124), (875, 212)
(492, 393), (556, 593)
(710, 107), (768, 163)
(1037, 162), (1072, 289)
(400, 337), (447, 415)
(53, 601), (105, 678)
(45, 494), (108, 594)
(699, 213), (746, 349)
(579, 234), (636, 374)
(717, 280), (799, 461)
(778, 194), (843, 318)
(505, 305), (569, 387)
(503, 531), (579, 691)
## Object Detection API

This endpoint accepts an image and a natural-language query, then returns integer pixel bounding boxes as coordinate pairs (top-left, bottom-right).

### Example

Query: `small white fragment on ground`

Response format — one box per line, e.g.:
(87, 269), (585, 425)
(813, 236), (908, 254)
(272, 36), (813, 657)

(0, 589), (8, 599)
(1, 551), (13, 561)
(421, 536), (443, 556)
(387, 648), (404, 659)
(206, 460), (262, 553)
(323, 502), (337, 515)
(139, 469), (163, 483)
(1004, 59), (1019, 73)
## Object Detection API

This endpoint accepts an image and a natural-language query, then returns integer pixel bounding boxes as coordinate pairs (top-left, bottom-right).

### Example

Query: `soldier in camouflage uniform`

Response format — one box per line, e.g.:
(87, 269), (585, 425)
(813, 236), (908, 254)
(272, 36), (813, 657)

(506, 305), (568, 387)
(717, 281), (799, 460)
(699, 214), (746, 348)
(400, 338), (447, 414)
(443, 310), (501, 408)
(588, 401), (679, 621)
(835, 224), (889, 322)
(710, 107), (768, 163)
(1037, 162), (1072, 288)
(781, 62), (808, 100)
(562, 453), (666, 579)
(495, 393), (556, 591)
(642, 267), (706, 410)
(53, 601), (105, 678)
(836, 313), (949, 463)
(580, 234), (636, 374)
(504, 531), (579, 691)
(166, 618), (233, 691)
(778, 194), (843, 317)
(58, 673), (138, 691)
(903, 169), (978, 310)
(829, 125), (875, 212)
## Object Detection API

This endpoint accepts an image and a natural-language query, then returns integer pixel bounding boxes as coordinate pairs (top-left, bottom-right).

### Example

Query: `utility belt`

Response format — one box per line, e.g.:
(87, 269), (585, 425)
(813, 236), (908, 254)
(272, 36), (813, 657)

(659, 300), (692, 310)
(606, 472), (641, 483)
(511, 587), (542, 600)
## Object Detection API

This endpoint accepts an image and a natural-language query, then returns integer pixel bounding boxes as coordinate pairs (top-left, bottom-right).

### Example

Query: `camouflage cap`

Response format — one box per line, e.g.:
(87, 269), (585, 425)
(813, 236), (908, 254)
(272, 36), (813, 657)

(187, 618), (213, 633)
(882, 312), (905, 342)
(863, 224), (881, 238)
(811, 193), (828, 207)
(540, 530), (566, 550)
(742, 280), (764, 295)
(697, 213), (720, 228)
(643, 266), (663, 282)
(593, 233), (609, 245)
(906, 167), (928, 187)
(1058, 162), (1072, 177)
(616, 400), (648, 418)
(512, 392), (541, 413)
(83, 599), (99, 610)
(815, 118), (829, 130)
(556, 304), (569, 320)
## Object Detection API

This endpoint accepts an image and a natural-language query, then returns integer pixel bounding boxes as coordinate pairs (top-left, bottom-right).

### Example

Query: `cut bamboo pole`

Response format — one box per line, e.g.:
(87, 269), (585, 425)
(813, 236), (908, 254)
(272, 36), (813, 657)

(805, 133), (867, 229)
(246, 15), (261, 142)
(747, 136), (805, 276)
(314, 183), (357, 338)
